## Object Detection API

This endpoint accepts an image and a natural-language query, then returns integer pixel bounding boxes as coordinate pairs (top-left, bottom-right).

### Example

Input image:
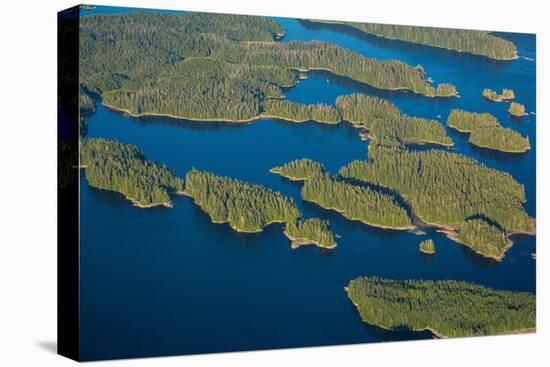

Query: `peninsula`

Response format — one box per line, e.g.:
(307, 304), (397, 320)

(336, 93), (453, 146)
(80, 138), (185, 208)
(184, 169), (301, 233)
(270, 158), (326, 181)
(284, 218), (337, 249)
(301, 174), (413, 230)
(302, 20), (518, 60)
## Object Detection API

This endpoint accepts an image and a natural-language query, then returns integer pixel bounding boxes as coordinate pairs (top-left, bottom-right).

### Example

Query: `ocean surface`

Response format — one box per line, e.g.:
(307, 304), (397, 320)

(79, 6), (536, 361)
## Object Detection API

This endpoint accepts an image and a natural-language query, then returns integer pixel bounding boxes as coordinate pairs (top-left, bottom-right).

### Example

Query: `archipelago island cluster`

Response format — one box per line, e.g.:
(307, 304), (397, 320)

(72, 5), (536, 360)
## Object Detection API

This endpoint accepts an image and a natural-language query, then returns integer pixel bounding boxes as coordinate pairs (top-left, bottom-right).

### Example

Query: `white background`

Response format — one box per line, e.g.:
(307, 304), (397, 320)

(0, 0), (547, 365)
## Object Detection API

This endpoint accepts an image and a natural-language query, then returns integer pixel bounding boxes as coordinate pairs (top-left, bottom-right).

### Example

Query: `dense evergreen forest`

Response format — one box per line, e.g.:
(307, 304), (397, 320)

(80, 139), (184, 207)
(447, 109), (500, 131)
(339, 140), (531, 234)
(447, 109), (530, 152)
(482, 88), (515, 102)
(284, 218), (337, 249)
(458, 218), (511, 259)
(347, 277), (535, 338)
(509, 102), (527, 117)
(79, 12), (456, 122)
(184, 169), (301, 232)
(262, 100), (341, 123)
(270, 158), (326, 180)
(419, 239), (435, 254)
(307, 20), (518, 60)
(301, 174), (412, 229)
(336, 93), (452, 146)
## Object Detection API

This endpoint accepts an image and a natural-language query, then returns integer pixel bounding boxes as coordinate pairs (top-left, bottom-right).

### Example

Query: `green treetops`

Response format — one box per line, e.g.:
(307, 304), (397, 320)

(339, 140), (531, 233)
(324, 21), (518, 60)
(284, 218), (337, 249)
(262, 99), (341, 124)
(347, 277), (535, 338)
(419, 239), (435, 254)
(185, 169), (300, 233)
(458, 218), (511, 260)
(336, 93), (452, 146)
(270, 158), (325, 181)
(80, 138), (184, 207)
(301, 174), (412, 230)
(447, 109), (530, 153)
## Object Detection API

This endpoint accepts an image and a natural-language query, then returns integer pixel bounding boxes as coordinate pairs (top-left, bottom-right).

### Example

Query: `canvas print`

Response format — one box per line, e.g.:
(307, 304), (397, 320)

(58, 4), (536, 361)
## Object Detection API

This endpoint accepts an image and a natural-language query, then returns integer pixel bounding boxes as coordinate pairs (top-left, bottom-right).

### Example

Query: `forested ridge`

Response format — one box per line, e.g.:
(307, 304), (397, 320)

(262, 99), (341, 124)
(347, 277), (535, 338)
(285, 218), (337, 249)
(306, 20), (518, 60)
(302, 174), (412, 229)
(339, 140), (531, 236)
(447, 109), (530, 152)
(185, 169), (301, 232)
(336, 93), (452, 146)
(270, 158), (326, 180)
(79, 12), (455, 123)
(80, 138), (184, 207)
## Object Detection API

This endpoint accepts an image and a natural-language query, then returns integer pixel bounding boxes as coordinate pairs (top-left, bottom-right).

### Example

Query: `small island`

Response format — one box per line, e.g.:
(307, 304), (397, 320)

(284, 218), (337, 249)
(447, 109), (530, 153)
(346, 277), (535, 338)
(301, 174), (413, 230)
(419, 239), (435, 254)
(270, 158), (325, 181)
(80, 138), (185, 208)
(336, 93), (453, 146)
(509, 102), (528, 117)
(184, 169), (301, 233)
(262, 99), (341, 124)
(482, 88), (515, 102)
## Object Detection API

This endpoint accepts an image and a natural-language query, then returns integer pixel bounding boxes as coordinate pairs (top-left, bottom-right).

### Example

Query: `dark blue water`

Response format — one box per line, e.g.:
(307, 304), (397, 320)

(79, 6), (536, 361)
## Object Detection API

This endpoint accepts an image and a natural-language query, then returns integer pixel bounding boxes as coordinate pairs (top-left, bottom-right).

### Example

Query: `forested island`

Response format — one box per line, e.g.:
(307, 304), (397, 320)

(302, 20), (518, 60)
(339, 138), (533, 259)
(447, 109), (530, 153)
(419, 239), (435, 254)
(302, 174), (413, 230)
(79, 12), (457, 124)
(482, 88), (515, 102)
(509, 102), (528, 117)
(184, 169), (300, 232)
(346, 277), (535, 338)
(270, 158), (326, 181)
(262, 99), (341, 124)
(80, 138), (185, 207)
(336, 93), (453, 146)
(284, 218), (337, 249)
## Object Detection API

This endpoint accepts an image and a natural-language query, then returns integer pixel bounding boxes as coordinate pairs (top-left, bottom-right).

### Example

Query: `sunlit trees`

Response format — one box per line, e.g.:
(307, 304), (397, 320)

(347, 277), (535, 338)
